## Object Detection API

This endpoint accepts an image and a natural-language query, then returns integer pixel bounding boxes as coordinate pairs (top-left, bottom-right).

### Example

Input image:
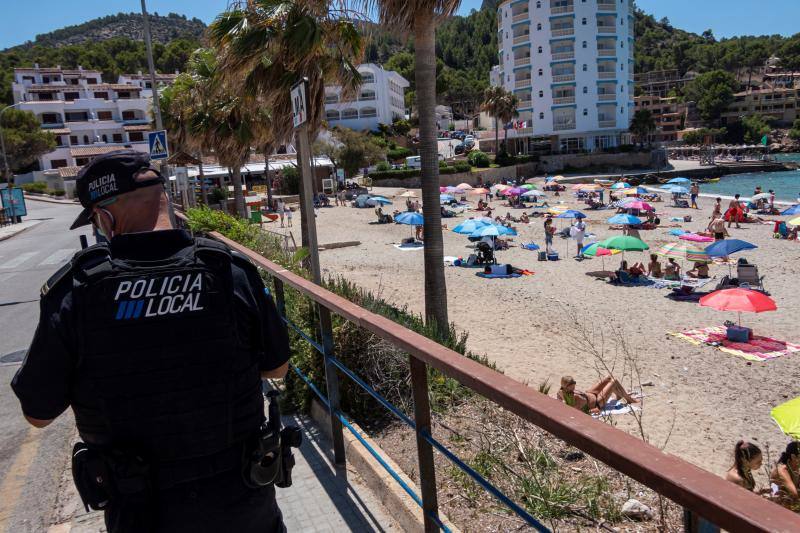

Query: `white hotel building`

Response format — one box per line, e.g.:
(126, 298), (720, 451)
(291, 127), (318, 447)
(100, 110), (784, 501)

(11, 66), (168, 175)
(493, 0), (634, 152)
(324, 63), (408, 132)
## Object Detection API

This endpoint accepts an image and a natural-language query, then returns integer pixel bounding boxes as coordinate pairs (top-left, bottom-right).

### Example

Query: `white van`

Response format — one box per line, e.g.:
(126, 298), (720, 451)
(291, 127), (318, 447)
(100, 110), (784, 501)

(406, 154), (444, 169)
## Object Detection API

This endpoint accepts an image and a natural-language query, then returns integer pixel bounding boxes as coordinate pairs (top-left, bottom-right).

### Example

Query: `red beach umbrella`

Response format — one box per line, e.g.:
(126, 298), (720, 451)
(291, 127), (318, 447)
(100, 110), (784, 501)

(699, 288), (777, 326)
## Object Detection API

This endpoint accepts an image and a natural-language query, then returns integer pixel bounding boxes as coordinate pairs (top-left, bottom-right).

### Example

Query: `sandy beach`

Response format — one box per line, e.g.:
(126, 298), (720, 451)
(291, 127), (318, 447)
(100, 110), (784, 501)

(274, 176), (800, 483)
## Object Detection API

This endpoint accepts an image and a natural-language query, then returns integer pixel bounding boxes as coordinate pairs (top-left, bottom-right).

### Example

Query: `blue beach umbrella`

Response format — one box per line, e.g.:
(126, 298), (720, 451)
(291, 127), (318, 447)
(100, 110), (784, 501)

(493, 224), (518, 236)
(667, 177), (691, 185)
(556, 209), (587, 219)
(470, 225), (500, 238)
(395, 211), (424, 225)
(608, 213), (642, 225)
(452, 219), (490, 234)
(636, 186), (648, 194)
(666, 185), (689, 194)
(611, 182), (631, 190)
(368, 196), (392, 205)
(781, 204), (800, 216)
(704, 239), (757, 258)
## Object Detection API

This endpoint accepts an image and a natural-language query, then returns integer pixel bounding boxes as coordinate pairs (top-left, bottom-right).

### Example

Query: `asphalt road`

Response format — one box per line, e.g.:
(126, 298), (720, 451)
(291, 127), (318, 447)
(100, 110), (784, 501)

(0, 199), (92, 532)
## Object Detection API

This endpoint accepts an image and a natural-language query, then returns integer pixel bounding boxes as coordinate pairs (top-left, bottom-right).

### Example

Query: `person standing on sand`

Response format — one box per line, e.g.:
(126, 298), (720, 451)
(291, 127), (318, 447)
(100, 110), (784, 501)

(726, 194), (742, 229)
(573, 218), (586, 257)
(769, 189), (776, 212)
(690, 182), (700, 209)
(285, 206), (293, 227)
(708, 216), (729, 241)
(544, 216), (555, 254)
(711, 197), (722, 220)
(277, 199), (285, 228)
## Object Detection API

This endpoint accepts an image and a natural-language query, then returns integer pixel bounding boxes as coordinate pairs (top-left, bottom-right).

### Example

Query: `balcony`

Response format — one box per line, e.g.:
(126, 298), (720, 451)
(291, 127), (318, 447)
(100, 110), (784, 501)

(598, 49), (616, 57)
(597, 24), (617, 35)
(551, 51), (575, 60)
(512, 11), (530, 23)
(598, 71), (616, 79)
(518, 99), (533, 108)
(553, 121), (576, 130)
(597, 1), (616, 11)
(553, 96), (576, 105)
(515, 78), (532, 89)
(552, 74), (575, 83)
(598, 93), (616, 101)
(550, 5), (574, 15)
(513, 34), (530, 45)
(515, 57), (531, 67)
(551, 27), (574, 37)
(599, 119), (616, 128)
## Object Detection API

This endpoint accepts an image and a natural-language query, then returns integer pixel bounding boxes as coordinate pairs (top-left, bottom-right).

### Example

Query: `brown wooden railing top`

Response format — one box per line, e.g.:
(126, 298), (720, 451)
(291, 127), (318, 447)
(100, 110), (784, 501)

(188, 214), (800, 533)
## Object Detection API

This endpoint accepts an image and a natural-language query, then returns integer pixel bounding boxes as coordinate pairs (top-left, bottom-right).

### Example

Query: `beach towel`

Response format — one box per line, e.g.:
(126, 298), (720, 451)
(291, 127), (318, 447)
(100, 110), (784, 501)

(592, 399), (641, 418)
(476, 272), (522, 279)
(393, 242), (424, 251)
(521, 243), (540, 251)
(668, 326), (800, 362)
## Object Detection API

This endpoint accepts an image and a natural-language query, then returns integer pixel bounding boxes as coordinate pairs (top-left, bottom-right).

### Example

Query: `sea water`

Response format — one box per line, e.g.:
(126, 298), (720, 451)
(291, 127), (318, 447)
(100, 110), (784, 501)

(698, 153), (800, 202)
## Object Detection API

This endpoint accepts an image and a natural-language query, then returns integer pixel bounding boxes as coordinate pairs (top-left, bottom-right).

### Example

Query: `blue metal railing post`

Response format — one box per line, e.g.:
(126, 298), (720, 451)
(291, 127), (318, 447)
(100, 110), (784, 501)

(319, 304), (346, 466)
(410, 357), (440, 532)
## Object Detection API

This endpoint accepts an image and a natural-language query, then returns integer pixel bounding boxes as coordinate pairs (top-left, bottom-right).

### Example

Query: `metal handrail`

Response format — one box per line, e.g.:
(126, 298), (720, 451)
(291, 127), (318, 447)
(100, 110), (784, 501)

(184, 216), (800, 533)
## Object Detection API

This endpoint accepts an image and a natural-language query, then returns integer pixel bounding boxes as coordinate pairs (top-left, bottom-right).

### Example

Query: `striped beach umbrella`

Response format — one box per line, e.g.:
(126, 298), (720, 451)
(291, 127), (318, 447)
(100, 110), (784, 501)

(655, 242), (710, 263)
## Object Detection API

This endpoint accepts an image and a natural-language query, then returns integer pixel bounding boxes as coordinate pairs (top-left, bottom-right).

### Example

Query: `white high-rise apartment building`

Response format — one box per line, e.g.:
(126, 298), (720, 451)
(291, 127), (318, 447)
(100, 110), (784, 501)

(494, 0), (634, 152)
(11, 65), (172, 172)
(324, 63), (408, 132)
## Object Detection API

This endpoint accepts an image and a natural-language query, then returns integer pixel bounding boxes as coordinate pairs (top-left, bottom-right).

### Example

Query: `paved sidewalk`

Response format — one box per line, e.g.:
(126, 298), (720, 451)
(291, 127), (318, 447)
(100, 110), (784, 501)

(0, 220), (42, 242)
(49, 414), (398, 532)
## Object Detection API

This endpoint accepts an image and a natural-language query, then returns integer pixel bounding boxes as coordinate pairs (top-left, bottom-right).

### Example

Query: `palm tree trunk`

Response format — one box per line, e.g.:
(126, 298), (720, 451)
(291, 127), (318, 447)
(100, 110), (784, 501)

(231, 165), (246, 218)
(198, 158), (208, 205)
(264, 147), (274, 210)
(415, 11), (449, 336)
(494, 115), (499, 155)
(503, 125), (509, 153)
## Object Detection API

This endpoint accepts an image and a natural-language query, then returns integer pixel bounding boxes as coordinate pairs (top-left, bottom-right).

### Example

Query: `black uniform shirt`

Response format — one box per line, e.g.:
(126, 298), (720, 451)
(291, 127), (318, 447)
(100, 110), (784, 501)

(11, 229), (290, 421)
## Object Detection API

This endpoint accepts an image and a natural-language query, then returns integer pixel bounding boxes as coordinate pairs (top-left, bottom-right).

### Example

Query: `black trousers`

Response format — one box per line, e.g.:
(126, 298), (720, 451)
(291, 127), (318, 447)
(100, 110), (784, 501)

(104, 468), (285, 533)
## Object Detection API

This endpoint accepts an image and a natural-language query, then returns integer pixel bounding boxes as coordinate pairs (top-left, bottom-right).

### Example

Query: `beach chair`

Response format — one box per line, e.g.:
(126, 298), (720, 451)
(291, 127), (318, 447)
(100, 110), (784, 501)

(737, 264), (765, 292)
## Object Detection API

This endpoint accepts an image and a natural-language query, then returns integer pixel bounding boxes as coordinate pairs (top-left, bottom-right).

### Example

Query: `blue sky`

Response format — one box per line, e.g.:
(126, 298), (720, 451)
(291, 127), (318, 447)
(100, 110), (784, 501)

(1, 0), (798, 50)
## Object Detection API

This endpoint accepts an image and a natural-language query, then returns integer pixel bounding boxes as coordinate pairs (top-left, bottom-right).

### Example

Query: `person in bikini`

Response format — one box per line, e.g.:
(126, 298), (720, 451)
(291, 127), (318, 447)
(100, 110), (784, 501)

(557, 375), (638, 415)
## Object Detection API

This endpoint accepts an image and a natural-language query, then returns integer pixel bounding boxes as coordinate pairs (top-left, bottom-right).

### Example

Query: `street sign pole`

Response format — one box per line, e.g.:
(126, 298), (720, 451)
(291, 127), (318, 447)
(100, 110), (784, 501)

(0, 103), (21, 223)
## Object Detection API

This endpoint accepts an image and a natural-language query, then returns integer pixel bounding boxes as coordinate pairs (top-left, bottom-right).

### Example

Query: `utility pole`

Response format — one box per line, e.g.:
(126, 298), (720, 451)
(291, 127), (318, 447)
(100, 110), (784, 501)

(141, 0), (176, 215)
(0, 103), (21, 223)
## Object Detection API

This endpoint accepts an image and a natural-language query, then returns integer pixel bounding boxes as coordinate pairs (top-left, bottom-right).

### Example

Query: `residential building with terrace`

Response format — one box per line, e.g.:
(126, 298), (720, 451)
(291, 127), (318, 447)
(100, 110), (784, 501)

(720, 87), (800, 126)
(323, 63), (408, 132)
(492, 0), (635, 153)
(11, 65), (172, 174)
(633, 95), (685, 143)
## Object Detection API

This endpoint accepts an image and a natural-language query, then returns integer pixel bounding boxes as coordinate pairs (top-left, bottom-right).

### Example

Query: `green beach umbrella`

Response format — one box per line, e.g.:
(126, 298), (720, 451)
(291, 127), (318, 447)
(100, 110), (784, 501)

(772, 397), (800, 439)
(599, 235), (649, 252)
(520, 184), (536, 190)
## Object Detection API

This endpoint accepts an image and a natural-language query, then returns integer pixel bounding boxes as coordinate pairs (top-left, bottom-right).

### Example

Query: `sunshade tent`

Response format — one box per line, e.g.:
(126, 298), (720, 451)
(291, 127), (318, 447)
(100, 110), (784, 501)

(608, 213), (642, 225)
(698, 288), (777, 326)
(771, 397), (800, 440)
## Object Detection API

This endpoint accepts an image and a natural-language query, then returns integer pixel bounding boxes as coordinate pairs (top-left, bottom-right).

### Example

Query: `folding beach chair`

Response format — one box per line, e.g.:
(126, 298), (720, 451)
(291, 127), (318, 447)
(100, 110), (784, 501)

(737, 264), (765, 292)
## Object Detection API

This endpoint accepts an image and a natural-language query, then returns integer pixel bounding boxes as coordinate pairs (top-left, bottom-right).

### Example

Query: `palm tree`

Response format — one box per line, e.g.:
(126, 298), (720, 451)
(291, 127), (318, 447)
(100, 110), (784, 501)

(498, 93), (520, 153)
(629, 109), (656, 147)
(208, 0), (365, 246)
(481, 85), (506, 155)
(360, 0), (462, 336)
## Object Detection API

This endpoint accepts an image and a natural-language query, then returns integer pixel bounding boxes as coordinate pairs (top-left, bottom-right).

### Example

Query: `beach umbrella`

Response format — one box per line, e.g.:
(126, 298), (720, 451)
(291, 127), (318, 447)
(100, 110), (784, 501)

(470, 225), (500, 238)
(493, 224), (518, 236)
(395, 211), (424, 225)
(704, 239), (757, 258)
(611, 182), (631, 190)
(656, 242), (710, 263)
(468, 187), (490, 195)
(439, 186), (447, 193)
(520, 184), (536, 190)
(771, 397), (800, 440)
(522, 189), (546, 198)
(552, 175), (564, 181)
(582, 243), (618, 269)
(366, 196), (392, 206)
(491, 184), (510, 193)
(789, 217), (800, 226)
(624, 201), (654, 211)
(445, 186), (464, 194)
(399, 191), (418, 198)
(452, 219), (490, 234)
(667, 177), (691, 185)
(666, 185), (689, 194)
(600, 235), (649, 252)
(545, 176), (555, 182)
(505, 187), (525, 196)
(556, 209), (587, 219)
(608, 213), (642, 225)
(698, 288), (777, 327)
(636, 186), (649, 195)
(780, 204), (800, 216)
(456, 183), (473, 190)
(679, 233), (715, 243)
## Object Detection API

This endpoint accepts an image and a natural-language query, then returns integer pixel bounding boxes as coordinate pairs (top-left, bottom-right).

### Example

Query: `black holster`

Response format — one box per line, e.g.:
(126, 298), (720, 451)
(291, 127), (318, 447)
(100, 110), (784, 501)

(244, 391), (302, 489)
(71, 443), (151, 512)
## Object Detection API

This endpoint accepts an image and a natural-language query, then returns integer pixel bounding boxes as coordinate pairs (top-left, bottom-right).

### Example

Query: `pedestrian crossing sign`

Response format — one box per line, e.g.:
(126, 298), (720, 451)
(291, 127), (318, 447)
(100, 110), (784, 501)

(148, 130), (169, 160)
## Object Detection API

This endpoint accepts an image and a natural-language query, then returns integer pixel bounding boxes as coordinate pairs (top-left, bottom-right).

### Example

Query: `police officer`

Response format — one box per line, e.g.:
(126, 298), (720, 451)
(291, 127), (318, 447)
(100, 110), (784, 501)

(11, 150), (290, 532)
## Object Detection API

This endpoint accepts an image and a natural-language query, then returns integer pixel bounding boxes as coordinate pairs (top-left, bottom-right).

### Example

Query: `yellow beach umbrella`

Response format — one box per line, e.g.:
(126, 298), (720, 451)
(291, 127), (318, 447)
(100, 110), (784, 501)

(552, 175), (564, 181)
(548, 206), (568, 215)
(788, 217), (800, 226)
(772, 396), (800, 439)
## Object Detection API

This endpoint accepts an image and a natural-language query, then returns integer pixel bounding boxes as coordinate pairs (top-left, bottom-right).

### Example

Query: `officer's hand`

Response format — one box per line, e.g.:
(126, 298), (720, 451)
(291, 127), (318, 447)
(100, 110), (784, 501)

(261, 362), (289, 380)
(25, 415), (54, 428)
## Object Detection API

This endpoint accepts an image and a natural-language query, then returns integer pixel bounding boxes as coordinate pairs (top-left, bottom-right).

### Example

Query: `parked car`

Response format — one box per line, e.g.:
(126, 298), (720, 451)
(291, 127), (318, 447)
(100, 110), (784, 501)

(454, 143), (466, 155)
(463, 136), (476, 149)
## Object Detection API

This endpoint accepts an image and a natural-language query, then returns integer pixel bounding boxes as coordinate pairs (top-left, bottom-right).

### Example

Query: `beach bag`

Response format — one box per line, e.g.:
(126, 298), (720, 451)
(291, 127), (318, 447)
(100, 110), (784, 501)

(537, 251), (547, 261)
(467, 254), (478, 266)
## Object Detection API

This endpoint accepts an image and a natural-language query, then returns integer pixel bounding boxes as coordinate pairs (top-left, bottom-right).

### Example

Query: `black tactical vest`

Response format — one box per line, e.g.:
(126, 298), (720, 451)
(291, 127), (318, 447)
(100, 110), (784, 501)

(69, 238), (264, 487)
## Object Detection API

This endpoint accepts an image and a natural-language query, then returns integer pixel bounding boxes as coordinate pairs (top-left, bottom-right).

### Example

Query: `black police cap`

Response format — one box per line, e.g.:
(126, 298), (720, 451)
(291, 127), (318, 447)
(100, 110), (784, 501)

(70, 150), (165, 230)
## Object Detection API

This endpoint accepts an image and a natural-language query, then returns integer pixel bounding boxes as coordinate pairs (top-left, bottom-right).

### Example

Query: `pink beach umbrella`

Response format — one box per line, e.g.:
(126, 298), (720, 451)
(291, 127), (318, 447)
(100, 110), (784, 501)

(625, 201), (654, 211)
(505, 187), (525, 196)
(439, 186), (447, 193)
(679, 233), (714, 243)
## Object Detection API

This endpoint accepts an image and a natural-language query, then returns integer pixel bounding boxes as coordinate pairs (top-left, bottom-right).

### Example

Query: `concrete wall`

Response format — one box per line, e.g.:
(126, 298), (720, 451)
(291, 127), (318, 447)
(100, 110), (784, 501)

(371, 162), (539, 188)
(539, 151), (651, 172)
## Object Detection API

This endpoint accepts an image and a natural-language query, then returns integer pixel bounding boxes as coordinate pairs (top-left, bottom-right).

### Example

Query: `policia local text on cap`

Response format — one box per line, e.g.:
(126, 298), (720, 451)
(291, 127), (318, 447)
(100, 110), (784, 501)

(11, 150), (298, 532)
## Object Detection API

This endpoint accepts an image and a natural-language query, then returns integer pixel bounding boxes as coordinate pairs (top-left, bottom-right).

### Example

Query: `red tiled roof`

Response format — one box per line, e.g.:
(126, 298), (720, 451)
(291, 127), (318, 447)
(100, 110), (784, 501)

(58, 166), (81, 178)
(70, 145), (124, 157)
(48, 128), (71, 135)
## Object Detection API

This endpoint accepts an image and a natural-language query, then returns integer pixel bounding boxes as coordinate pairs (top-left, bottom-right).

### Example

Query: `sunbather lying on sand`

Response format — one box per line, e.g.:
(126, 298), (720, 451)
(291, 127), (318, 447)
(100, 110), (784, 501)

(557, 375), (638, 415)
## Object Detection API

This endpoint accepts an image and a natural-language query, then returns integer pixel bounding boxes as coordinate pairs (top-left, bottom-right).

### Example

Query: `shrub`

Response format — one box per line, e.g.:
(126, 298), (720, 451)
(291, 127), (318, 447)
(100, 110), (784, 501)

(49, 189), (66, 196)
(468, 150), (490, 168)
(21, 181), (48, 193)
(453, 161), (472, 172)
(209, 188), (227, 204)
(494, 150), (516, 167)
(369, 169), (421, 180)
(375, 161), (391, 172)
(386, 147), (412, 161)
(281, 165), (300, 195)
